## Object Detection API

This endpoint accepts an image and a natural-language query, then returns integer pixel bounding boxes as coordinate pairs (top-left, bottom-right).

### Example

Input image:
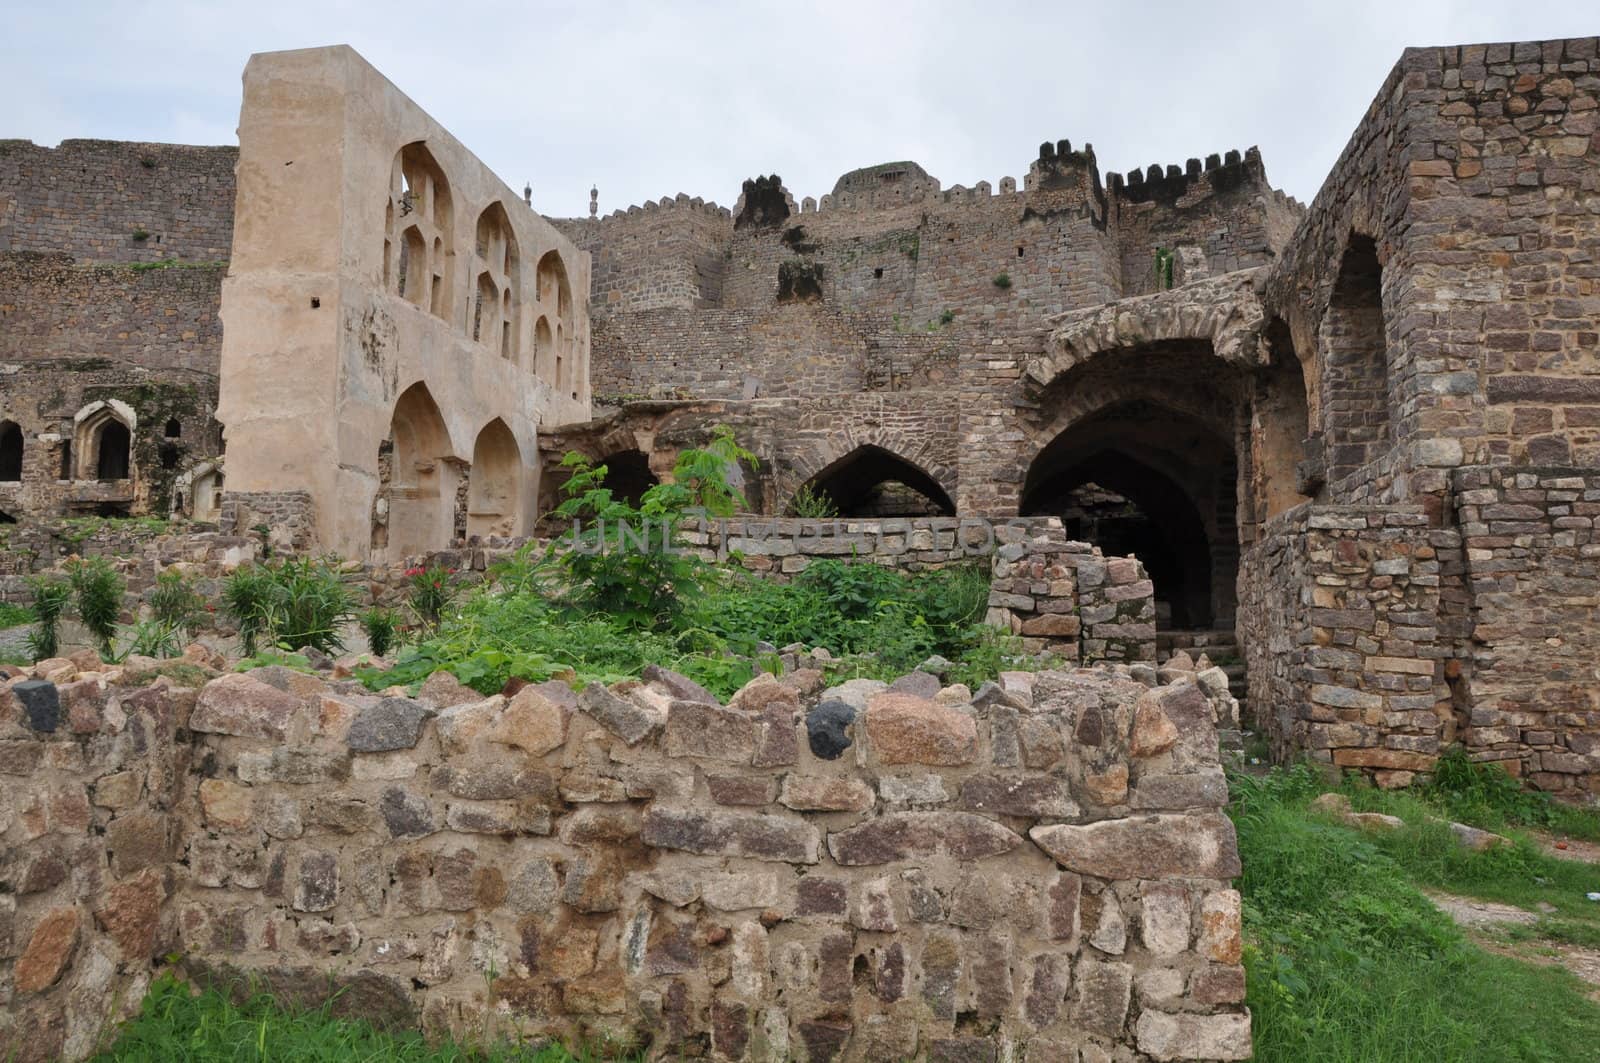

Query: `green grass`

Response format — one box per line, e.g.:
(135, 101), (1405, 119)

(0, 601), (32, 628)
(1232, 765), (1600, 1062)
(94, 974), (629, 1061)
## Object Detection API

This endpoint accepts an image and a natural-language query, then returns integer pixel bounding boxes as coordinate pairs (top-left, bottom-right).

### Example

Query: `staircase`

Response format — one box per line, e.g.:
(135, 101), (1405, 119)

(1158, 628), (1247, 706)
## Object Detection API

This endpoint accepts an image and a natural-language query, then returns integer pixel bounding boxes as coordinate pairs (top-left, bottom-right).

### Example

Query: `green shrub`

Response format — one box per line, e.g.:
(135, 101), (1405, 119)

(221, 557), (355, 657)
(992, 271), (1012, 290)
(0, 601), (32, 628)
(545, 425), (755, 630)
(361, 607), (399, 657)
(147, 568), (206, 637)
(26, 576), (72, 661)
(67, 557), (126, 657)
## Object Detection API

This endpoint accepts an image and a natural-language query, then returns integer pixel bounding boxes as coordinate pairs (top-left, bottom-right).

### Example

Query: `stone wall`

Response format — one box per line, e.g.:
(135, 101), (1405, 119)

(1, 650), (1250, 1061)
(1238, 504), (1467, 786)
(1452, 466), (1600, 796)
(0, 254), (226, 520)
(0, 139), (237, 264)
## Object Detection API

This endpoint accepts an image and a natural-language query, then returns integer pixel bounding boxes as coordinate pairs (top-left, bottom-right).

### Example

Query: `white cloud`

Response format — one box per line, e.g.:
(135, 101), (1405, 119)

(2, 0), (1593, 213)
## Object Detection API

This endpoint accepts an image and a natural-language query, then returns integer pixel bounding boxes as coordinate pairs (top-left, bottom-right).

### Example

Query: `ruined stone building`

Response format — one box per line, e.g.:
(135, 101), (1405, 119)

(2, 38), (1599, 795)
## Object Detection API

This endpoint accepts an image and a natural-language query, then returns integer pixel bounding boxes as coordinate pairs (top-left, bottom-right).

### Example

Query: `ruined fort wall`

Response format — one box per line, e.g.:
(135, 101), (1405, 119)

(1107, 151), (1295, 298)
(1452, 466), (1600, 797)
(0, 139), (236, 264)
(554, 200), (731, 313)
(588, 305), (964, 403)
(1237, 504), (1467, 786)
(1, 656), (1249, 1062)
(0, 254), (225, 519)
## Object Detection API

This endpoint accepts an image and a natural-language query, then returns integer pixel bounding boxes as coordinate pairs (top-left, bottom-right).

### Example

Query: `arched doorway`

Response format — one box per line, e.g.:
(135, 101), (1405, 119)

(377, 382), (455, 559)
(468, 419), (521, 538)
(1321, 233), (1391, 483)
(1023, 400), (1238, 631)
(796, 445), (954, 517)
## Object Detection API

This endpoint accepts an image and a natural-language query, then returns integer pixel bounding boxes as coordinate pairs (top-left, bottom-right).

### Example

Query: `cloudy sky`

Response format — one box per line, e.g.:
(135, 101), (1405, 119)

(3, 2), (1592, 216)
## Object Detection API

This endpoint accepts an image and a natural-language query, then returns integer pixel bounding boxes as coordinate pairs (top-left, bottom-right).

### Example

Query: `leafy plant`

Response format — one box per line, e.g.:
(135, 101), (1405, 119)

(405, 564), (456, 629)
(544, 426), (756, 630)
(361, 607), (399, 658)
(939, 308), (956, 325)
(131, 226), (151, 241)
(221, 557), (355, 656)
(147, 568), (206, 637)
(789, 483), (839, 519)
(1155, 246), (1175, 290)
(27, 576), (72, 661)
(67, 557), (126, 657)
(992, 271), (1012, 290)
(119, 619), (185, 660)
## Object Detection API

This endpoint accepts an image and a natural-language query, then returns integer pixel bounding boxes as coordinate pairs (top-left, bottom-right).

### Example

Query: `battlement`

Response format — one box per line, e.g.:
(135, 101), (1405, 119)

(1107, 146), (1268, 205)
(589, 192), (732, 223)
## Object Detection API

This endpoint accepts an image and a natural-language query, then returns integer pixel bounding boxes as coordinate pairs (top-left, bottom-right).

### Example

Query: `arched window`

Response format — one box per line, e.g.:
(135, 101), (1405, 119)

(473, 203), (521, 362)
(0, 421), (22, 481)
(384, 143), (454, 322)
(536, 251), (573, 389)
(534, 316), (554, 381)
(96, 421), (132, 481)
(73, 403), (135, 483)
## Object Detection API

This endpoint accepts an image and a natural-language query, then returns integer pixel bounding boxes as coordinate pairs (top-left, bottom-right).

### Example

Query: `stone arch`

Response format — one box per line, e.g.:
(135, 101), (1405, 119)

(786, 427), (956, 517)
(474, 202), (521, 362)
(468, 418), (522, 539)
(1024, 400), (1237, 630)
(1024, 344), (1249, 631)
(472, 272), (499, 345)
(0, 420), (22, 481)
(795, 445), (955, 517)
(1253, 317), (1319, 520)
(386, 142), (454, 322)
(1027, 270), (1268, 390)
(1320, 232), (1391, 483)
(377, 382), (457, 558)
(73, 400), (137, 482)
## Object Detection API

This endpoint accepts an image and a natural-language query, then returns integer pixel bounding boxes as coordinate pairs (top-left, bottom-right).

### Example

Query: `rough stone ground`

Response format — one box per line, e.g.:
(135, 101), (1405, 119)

(1427, 890), (1600, 1003)
(0, 622), (29, 662)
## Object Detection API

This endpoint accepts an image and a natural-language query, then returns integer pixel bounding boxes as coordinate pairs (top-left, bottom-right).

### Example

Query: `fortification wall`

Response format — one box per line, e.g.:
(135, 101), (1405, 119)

(0, 253), (225, 519)
(1107, 149), (1297, 297)
(589, 305), (963, 402)
(554, 198), (731, 313)
(0, 650), (1249, 1062)
(0, 139), (236, 263)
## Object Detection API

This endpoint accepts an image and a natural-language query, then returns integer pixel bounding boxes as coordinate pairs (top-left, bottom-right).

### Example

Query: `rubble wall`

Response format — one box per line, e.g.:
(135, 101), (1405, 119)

(2, 656), (1249, 1061)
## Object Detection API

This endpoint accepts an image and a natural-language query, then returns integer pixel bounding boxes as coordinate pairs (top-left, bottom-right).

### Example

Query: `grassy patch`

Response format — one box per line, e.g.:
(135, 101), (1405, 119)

(94, 973), (626, 1061)
(1232, 766), (1600, 1062)
(0, 601), (32, 628)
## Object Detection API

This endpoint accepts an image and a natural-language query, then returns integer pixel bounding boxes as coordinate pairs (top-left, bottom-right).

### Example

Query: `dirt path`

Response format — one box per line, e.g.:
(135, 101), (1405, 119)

(1427, 889), (1600, 1002)
(1530, 830), (1600, 865)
